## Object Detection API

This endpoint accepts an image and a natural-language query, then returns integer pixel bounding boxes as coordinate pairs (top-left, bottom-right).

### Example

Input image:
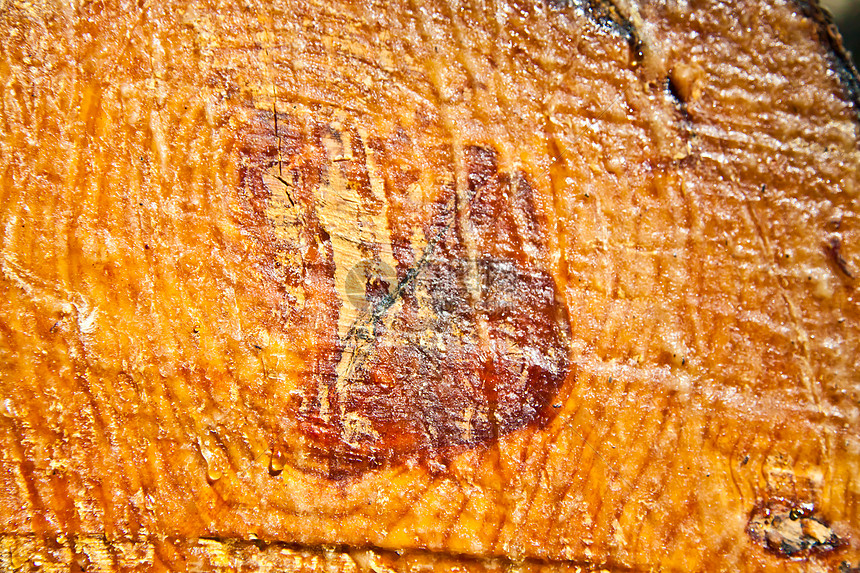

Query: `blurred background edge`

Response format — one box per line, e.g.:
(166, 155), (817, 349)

(821, 0), (860, 65)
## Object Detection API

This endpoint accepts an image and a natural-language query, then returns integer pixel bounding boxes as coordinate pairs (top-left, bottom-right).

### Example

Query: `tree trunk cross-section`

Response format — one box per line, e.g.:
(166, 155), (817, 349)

(0, 0), (859, 571)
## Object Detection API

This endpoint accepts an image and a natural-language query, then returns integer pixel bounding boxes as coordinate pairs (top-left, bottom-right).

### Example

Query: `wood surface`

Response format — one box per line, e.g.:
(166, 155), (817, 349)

(0, 0), (859, 570)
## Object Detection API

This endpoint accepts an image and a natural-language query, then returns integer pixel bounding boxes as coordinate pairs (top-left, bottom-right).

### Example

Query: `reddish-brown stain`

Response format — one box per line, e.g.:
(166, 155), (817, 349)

(237, 112), (570, 479)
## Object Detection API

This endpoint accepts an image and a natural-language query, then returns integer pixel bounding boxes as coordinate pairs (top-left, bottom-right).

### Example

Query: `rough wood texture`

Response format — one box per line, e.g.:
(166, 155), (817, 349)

(0, 535), (602, 572)
(0, 0), (859, 570)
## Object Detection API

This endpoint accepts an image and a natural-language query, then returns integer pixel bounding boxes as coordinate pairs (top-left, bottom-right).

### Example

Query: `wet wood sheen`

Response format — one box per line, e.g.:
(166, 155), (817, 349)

(0, 0), (858, 571)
